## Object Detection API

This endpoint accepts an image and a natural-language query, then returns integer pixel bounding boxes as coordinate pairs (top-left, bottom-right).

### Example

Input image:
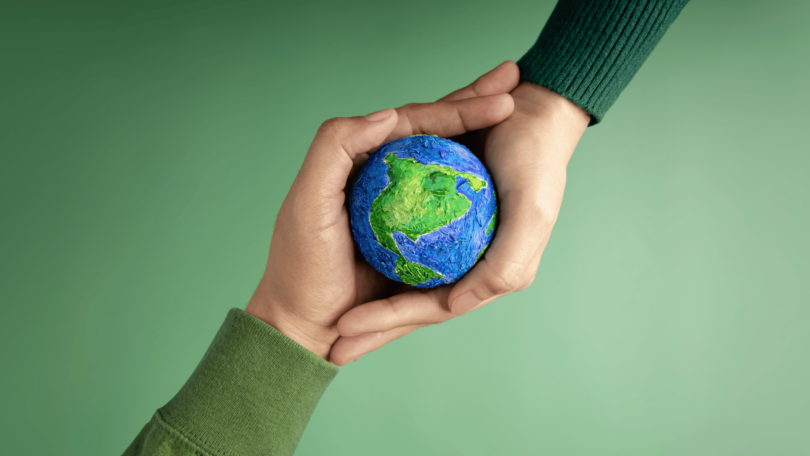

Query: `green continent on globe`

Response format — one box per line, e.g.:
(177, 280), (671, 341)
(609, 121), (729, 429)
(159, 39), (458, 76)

(486, 208), (497, 235)
(369, 153), (487, 285)
(475, 208), (498, 262)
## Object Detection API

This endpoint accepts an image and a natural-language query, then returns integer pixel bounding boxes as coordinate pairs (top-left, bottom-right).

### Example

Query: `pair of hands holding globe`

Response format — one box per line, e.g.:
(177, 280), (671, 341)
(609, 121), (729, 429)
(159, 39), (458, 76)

(245, 61), (590, 365)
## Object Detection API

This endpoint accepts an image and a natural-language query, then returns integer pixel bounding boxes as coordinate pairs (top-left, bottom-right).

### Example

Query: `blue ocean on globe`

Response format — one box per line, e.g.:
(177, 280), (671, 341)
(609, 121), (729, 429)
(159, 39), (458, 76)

(349, 135), (497, 288)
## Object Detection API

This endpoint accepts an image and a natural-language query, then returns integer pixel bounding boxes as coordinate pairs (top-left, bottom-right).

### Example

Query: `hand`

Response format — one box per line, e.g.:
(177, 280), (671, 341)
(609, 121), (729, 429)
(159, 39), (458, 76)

(332, 63), (591, 364)
(245, 64), (518, 360)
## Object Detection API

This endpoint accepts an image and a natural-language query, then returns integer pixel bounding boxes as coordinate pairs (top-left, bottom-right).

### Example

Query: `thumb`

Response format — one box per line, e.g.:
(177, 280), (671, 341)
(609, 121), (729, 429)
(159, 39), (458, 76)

(294, 108), (398, 202)
(447, 195), (551, 315)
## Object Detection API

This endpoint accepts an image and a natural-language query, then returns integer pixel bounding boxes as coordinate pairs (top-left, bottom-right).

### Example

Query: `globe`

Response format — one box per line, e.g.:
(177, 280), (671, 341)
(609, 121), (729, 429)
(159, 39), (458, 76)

(349, 134), (497, 289)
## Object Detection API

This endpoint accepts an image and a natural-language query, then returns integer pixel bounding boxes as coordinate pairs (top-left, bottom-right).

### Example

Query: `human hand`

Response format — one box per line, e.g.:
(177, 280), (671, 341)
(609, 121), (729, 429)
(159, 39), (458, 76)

(332, 63), (591, 364)
(245, 64), (519, 360)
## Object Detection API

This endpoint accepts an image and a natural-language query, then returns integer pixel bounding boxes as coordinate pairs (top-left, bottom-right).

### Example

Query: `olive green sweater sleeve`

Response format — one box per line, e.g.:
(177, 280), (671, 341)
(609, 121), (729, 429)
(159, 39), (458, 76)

(517, 0), (690, 125)
(123, 308), (338, 456)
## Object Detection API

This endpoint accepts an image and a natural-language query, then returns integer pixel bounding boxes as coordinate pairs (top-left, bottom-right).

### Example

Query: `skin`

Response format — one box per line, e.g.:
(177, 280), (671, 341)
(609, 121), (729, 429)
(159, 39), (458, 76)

(246, 61), (590, 365)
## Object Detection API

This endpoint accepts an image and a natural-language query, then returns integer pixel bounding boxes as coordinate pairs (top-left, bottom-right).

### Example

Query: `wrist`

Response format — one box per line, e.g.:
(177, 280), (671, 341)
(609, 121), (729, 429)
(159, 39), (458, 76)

(245, 285), (336, 360)
(512, 81), (591, 132)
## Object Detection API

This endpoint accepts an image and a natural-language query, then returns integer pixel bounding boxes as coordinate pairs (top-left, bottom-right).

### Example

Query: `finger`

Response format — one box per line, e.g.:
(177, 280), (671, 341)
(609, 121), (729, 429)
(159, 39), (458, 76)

(292, 108), (399, 212)
(447, 191), (560, 315)
(337, 287), (453, 336)
(439, 60), (520, 102)
(330, 324), (425, 366)
(386, 93), (513, 143)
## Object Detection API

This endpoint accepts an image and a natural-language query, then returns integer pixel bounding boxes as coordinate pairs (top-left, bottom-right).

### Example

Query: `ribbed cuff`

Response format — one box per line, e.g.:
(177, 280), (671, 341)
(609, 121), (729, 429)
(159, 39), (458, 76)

(158, 308), (338, 456)
(517, 0), (689, 125)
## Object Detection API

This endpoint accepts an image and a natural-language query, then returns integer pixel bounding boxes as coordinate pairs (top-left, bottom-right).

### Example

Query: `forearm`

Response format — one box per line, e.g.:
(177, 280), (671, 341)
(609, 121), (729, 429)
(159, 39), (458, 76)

(518, 0), (690, 124)
(124, 308), (338, 456)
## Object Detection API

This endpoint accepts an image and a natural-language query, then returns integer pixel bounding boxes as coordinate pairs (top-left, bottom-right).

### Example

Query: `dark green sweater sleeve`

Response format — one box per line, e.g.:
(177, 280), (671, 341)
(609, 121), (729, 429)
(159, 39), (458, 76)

(123, 308), (338, 456)
(517, 0), (689, 125)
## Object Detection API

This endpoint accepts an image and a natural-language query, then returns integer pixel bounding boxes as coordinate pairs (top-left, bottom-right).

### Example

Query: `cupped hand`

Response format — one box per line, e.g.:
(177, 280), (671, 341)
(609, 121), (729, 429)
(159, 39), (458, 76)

(331, 62), (591, 364)
(245, 62), (519, 360)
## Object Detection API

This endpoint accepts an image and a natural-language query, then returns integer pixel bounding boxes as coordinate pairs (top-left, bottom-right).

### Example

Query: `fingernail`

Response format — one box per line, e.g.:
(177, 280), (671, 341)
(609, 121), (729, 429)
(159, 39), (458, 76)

(451, 291), (482, 315)
(364, 108), (393, 122)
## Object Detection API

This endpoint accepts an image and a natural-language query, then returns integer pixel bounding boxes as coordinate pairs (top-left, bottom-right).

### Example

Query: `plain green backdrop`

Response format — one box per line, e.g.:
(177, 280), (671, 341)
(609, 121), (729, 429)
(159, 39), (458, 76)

(2, 0), (809, 454)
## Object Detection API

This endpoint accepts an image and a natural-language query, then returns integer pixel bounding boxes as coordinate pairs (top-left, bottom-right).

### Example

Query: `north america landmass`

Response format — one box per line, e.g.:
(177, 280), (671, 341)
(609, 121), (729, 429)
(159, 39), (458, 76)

(369, 153), (496, 285)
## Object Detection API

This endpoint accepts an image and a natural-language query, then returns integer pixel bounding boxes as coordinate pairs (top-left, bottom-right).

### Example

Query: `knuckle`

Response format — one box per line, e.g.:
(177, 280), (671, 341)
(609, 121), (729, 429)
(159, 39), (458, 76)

(517, 273), (536, 291)
(484, 269), (522, 295)
(469, 80), (482, 97)
(316, 117), (347, 137)
(530, 199), (560, 227)
(398, 103), (423, 134)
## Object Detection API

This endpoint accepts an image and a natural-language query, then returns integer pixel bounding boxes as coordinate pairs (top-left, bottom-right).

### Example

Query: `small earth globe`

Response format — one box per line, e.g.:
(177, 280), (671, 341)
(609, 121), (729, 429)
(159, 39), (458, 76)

(349, 134), (497, 288)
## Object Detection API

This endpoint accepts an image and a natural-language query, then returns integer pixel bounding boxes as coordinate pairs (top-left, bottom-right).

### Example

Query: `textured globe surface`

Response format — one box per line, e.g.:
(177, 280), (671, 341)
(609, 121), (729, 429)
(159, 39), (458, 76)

(349, 135), (497, 288)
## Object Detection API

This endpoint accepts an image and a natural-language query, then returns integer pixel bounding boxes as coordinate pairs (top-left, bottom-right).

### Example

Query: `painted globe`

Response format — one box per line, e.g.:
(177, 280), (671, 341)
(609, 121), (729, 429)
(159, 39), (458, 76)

(349, 135), (497, 288)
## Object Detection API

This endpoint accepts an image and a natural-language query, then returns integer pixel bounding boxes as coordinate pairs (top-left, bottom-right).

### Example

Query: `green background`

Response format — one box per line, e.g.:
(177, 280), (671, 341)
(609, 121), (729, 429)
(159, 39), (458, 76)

(2, 0), (809, 454)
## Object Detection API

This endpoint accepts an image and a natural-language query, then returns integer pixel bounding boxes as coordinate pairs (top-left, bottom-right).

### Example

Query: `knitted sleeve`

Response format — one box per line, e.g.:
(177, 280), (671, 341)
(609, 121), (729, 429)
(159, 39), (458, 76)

(123, 308), (338, 456)
(517, 0), (690, 125)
